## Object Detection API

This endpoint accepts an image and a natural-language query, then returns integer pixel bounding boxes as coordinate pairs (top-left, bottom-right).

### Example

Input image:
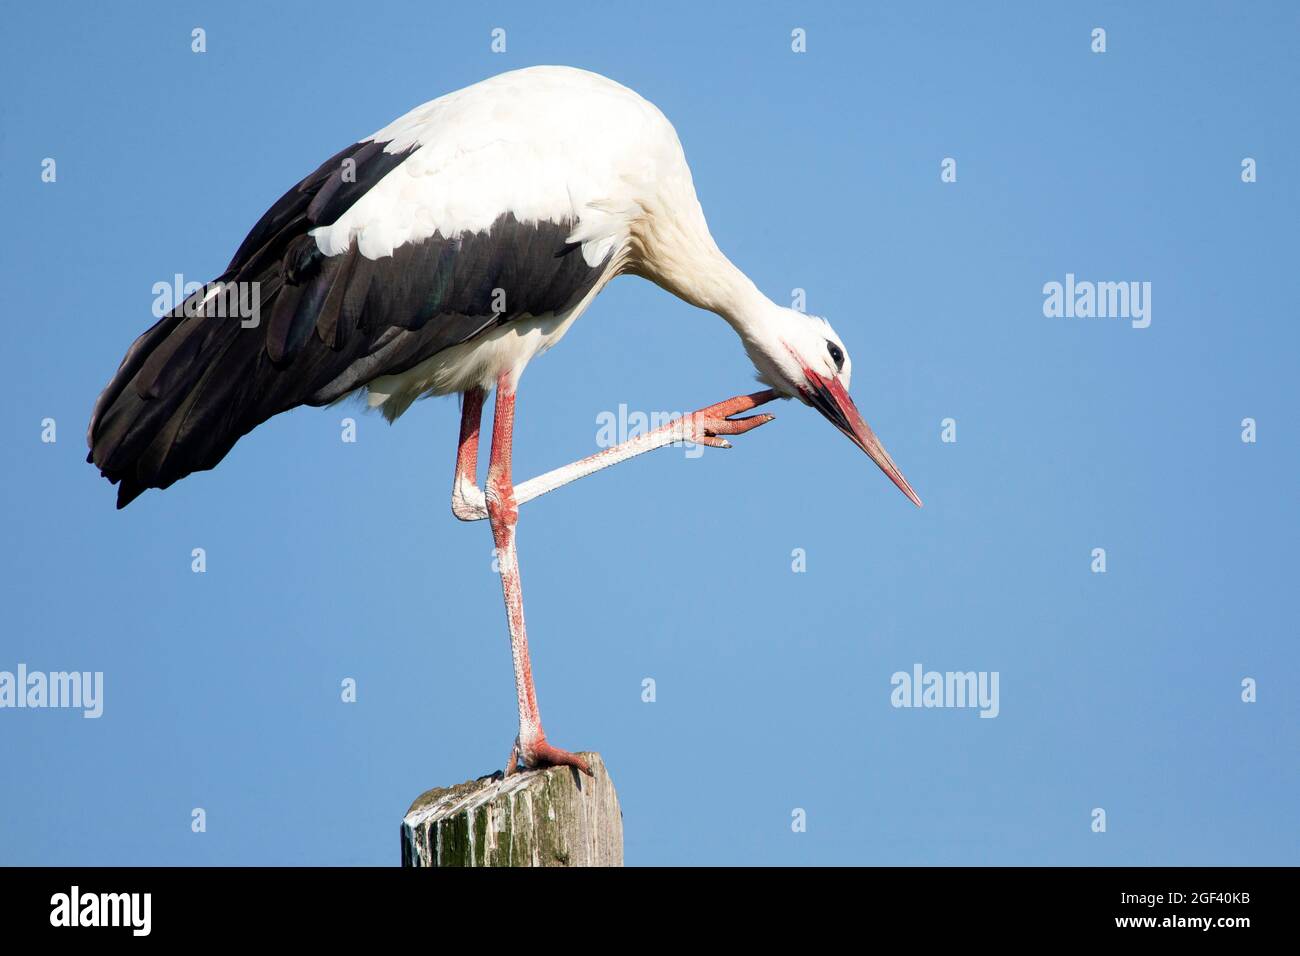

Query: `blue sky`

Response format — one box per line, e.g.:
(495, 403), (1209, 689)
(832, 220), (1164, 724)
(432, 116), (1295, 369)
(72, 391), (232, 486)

(1, 0), (1296, 865)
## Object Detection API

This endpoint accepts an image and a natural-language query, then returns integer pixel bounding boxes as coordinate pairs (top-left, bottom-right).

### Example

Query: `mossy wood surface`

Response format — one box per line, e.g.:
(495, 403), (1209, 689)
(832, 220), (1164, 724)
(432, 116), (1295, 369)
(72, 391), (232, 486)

(401, 752), (622, 867)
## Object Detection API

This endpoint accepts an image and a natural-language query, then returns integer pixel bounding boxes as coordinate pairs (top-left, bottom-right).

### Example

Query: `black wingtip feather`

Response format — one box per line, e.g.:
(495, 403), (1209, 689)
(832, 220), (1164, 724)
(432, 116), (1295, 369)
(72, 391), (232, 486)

(116, 481), (142, 510)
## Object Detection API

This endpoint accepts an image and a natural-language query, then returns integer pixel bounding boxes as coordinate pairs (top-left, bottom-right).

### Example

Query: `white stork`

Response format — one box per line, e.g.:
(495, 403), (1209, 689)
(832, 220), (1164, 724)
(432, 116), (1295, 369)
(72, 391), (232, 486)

(88, 66), (921, 776)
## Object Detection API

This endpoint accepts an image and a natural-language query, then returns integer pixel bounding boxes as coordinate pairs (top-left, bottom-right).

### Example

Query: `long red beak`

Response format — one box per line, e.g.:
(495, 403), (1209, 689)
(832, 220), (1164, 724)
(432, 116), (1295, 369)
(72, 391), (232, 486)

(802, 372), (923, 507)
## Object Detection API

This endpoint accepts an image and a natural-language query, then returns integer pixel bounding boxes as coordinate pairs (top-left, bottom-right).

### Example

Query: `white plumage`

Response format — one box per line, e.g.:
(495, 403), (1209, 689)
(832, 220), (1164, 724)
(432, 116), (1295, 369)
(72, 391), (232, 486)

(314, 66), (765, 411)
(315, 68), (671, 262)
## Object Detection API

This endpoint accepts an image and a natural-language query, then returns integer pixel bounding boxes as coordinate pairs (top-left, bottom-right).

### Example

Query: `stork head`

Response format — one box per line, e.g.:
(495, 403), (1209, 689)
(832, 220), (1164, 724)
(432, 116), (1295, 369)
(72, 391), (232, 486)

(740, 306), (922, 508)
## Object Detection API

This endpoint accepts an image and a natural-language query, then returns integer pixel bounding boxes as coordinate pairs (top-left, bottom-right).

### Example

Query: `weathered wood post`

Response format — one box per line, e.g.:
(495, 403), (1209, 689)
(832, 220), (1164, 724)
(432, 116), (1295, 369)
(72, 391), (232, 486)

(401, 752), (623, 867)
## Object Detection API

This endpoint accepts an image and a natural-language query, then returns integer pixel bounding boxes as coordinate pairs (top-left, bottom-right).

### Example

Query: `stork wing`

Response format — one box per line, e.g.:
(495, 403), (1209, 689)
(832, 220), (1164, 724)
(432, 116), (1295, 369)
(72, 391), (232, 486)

(87, 134), (612, 509)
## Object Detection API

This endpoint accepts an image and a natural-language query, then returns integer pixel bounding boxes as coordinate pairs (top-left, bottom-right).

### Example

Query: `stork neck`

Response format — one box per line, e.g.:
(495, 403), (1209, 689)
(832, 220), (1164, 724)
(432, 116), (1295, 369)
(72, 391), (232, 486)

(647, 231), (775, 335)
(698, 253), (774, 333)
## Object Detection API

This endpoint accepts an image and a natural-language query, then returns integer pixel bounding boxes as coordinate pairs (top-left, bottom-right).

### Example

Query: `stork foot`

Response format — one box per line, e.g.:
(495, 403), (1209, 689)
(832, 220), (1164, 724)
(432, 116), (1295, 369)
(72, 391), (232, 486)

(505, 736), (592, 777)
(684, 390), (779, 448)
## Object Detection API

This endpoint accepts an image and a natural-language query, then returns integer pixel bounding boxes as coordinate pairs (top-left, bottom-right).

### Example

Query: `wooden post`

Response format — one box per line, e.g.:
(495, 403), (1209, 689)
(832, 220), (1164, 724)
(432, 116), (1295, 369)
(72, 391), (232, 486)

(401, 752), (623, 867)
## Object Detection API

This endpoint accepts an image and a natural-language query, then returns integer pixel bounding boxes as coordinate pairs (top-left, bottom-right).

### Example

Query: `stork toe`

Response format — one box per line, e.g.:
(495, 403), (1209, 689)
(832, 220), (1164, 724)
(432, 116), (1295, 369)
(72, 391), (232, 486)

(512, 737), (593, 777)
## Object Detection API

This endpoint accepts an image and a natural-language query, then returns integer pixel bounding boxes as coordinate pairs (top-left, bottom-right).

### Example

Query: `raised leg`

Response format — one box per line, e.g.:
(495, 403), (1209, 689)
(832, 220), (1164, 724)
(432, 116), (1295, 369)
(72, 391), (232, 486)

(486, 374), (592, 777)
(451, 389), (779, 522)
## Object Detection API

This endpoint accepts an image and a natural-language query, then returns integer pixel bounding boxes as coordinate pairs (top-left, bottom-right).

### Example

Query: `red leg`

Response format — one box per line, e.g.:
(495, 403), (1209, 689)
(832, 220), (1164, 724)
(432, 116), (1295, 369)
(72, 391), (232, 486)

(450, 388), (487, 520)
(456, 388), (485, 481)
(486, 376), (591, 777)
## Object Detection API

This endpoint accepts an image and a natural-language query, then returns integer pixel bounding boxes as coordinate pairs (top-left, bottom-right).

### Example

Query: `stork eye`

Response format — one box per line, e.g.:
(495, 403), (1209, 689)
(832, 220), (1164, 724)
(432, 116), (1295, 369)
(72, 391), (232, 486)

(827, 341), (845, 372)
